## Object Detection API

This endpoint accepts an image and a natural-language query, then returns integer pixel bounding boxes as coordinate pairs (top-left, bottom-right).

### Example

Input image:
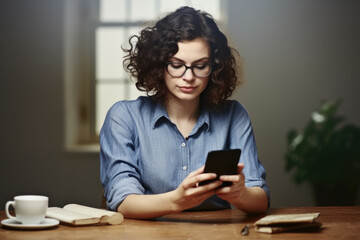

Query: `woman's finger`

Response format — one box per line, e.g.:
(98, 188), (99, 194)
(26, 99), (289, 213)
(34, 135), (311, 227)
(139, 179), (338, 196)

(182, 172), (217, 189)
(187, 165), (205, 177)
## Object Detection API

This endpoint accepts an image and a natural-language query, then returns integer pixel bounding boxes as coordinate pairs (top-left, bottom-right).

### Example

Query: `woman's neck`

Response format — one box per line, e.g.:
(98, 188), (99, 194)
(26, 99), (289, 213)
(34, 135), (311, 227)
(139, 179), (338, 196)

(166, 97), (200, 121)
(165, 97), (200, 138)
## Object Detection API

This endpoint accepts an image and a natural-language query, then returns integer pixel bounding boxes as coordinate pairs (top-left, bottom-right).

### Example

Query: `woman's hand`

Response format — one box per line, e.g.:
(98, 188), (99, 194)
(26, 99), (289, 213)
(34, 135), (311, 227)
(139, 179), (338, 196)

(171, 166), (223, 211)
(216, 163), (268, 213)
(215, 164), (246, 203)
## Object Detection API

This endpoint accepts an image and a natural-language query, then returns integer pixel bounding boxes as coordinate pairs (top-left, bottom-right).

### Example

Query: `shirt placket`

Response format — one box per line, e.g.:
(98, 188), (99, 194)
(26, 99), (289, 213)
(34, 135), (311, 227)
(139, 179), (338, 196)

(179, 138), (190, 181)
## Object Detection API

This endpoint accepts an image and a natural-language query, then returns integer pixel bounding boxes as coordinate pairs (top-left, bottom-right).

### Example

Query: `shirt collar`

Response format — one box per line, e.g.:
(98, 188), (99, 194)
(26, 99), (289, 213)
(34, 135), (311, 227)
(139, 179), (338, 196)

(152, 103), (170, 129)
(152, 103), (210, 131)
(196, 107), (210, 132)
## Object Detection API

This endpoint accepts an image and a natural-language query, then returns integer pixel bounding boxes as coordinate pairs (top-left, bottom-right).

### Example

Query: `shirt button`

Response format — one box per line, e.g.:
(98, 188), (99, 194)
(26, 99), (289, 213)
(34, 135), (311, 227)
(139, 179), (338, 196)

(182, 166), (188, 171)
(181, 142), (186, 147)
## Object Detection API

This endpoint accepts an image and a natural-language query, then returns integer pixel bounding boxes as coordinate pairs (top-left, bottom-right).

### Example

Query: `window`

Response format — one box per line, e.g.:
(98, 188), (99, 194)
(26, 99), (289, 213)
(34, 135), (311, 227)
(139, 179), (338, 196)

(64, 0), (222, 151)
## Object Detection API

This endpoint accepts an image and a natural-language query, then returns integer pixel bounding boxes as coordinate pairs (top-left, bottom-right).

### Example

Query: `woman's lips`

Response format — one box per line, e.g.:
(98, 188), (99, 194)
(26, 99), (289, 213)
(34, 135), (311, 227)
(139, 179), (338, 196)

(179, 86), (196, 93)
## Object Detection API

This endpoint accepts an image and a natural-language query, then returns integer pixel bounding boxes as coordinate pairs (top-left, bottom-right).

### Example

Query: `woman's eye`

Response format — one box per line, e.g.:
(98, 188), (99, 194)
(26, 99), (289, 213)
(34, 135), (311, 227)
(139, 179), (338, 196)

(170, 63), (183, 69)
(194, 64), (207, 70)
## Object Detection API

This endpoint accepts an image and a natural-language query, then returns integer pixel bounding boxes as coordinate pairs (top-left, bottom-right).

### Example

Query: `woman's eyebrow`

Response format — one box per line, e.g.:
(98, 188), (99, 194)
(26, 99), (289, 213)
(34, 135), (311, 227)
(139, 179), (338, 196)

(169, 57), (210, 63)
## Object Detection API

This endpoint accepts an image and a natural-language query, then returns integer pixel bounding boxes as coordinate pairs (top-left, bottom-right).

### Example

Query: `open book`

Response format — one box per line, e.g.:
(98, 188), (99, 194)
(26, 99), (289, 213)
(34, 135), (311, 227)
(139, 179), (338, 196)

(254, 213), (321, 234)
(46, 204), (124, 226)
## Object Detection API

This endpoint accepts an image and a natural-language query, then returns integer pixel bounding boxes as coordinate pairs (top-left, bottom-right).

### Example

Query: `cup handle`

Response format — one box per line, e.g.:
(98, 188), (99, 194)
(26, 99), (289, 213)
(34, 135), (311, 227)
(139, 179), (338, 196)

(5, 201), (16, 220)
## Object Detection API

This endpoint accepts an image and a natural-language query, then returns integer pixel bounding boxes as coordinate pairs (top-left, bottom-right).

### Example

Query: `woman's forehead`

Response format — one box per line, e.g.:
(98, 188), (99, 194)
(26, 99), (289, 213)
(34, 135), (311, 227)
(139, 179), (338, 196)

(172, 38), (210, 62)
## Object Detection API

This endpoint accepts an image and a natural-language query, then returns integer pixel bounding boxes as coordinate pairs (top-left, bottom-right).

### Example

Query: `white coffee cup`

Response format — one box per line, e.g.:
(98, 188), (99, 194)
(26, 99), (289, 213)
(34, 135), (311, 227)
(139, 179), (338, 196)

(5, 195), (48, 224)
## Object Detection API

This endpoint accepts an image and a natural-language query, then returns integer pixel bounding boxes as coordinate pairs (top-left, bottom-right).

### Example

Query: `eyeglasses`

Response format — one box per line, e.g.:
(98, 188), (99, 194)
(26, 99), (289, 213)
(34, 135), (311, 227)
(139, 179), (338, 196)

(166, 62), (213, 78)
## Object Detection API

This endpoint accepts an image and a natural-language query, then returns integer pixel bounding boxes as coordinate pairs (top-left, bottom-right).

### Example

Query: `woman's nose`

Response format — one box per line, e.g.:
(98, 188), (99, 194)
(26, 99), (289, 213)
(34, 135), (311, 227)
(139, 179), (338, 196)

(182, 68), (195, 81)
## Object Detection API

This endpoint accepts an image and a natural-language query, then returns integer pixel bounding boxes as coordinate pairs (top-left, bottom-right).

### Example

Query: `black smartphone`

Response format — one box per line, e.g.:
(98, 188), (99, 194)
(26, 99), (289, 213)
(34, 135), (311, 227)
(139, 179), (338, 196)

(199, 149), (242, 187)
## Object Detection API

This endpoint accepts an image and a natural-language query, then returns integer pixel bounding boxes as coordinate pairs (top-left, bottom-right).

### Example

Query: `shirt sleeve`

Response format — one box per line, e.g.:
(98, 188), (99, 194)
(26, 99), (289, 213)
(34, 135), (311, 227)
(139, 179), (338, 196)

(229, 102), (271, 207)
(100, 102), (145, 211)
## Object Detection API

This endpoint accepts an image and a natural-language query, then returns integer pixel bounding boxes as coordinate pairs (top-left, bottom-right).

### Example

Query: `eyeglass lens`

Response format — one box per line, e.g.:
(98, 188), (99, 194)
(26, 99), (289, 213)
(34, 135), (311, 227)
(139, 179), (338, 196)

(167, 63), (212, 77)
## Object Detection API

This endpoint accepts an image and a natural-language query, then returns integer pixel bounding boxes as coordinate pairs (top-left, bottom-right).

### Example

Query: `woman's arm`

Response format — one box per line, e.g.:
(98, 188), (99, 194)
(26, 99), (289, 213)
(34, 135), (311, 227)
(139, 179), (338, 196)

(117, 167), (223, 219)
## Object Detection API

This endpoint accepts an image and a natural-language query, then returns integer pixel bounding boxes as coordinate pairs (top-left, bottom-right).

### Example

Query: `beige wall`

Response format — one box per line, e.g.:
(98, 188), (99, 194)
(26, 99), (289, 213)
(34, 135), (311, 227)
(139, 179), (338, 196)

(0, 0), (103, 209)
(0, 0), (359, 209)
(225, 0), (360, 206)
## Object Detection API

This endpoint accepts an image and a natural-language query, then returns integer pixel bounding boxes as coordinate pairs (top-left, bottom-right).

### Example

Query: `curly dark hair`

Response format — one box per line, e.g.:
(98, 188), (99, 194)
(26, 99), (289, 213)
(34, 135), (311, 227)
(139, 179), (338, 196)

(123, 6), (241, 106)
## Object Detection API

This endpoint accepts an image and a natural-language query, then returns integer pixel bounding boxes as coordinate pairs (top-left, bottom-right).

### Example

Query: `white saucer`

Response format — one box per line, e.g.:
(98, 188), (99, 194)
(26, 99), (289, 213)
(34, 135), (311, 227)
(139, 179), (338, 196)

(1, 218), (60, 230)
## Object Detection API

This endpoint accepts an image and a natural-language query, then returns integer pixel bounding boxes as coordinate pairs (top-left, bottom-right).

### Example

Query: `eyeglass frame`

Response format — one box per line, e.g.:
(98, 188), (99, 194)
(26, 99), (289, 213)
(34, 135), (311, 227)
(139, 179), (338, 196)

(165, 62), (214, 78)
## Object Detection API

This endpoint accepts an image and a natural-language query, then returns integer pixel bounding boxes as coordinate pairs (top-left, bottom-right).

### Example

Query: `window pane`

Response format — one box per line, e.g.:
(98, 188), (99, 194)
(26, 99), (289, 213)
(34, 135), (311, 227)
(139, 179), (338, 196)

(96, 27), (127, 80)
(159, 0), (220, 20)
(120, 26), (142, 52)
(100, 0), (127, 22)
(190, 0), (221, 20)
(129, 81), (146, 100)
(159, 0), (188, 14)
(128, 26), (142, 37)
(96, 83), (126, 133)
(130, 0), (156, 21)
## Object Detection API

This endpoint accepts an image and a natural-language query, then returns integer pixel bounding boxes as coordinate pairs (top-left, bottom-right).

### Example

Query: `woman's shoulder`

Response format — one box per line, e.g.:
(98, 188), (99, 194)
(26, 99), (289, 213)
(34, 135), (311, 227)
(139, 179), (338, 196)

(213, 100), (249, 116)
(103, 97), (156, 126)
(226, 99), (246, 109)
(108, 96), (156, 114)
(207, 100), (251, 126)
(103, 96), (157, 130)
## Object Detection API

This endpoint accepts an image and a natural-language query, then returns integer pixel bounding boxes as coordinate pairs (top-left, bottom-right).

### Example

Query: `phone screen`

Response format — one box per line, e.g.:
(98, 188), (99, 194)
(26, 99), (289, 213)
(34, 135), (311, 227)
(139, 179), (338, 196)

(199, 149), (241, 187)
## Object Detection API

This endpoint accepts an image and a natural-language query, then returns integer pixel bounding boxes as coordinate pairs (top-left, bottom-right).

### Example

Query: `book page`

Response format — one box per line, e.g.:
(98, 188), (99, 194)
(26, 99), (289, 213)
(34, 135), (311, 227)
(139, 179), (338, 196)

(255, 213), (320, 225)
(46, 207), (99, 225)
(63, 204), (124, 225)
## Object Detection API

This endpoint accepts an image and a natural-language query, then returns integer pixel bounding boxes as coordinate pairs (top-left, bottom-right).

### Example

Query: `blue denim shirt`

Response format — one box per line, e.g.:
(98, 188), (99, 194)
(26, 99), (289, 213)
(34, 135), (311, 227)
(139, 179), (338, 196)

(100, 96), (270, 211)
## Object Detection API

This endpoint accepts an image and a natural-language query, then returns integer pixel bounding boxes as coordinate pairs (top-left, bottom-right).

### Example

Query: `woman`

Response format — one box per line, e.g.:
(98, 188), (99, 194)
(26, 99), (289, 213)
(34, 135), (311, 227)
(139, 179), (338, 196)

(100, 6), (270, 219)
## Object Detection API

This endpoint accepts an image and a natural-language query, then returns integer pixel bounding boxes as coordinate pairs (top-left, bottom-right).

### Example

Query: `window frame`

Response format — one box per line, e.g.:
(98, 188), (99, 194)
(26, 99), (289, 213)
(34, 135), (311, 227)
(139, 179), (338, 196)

(64, 0), (99, 152)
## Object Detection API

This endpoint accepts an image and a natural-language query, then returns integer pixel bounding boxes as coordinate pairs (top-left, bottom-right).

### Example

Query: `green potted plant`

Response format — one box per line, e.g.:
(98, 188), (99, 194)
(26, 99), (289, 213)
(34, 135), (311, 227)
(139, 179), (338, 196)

(285, 99), (360, 205)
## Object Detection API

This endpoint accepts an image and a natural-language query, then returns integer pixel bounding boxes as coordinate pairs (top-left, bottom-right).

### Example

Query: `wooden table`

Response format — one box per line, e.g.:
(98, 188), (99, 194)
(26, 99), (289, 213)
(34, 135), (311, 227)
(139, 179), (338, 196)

(1, 206), (359, 239)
